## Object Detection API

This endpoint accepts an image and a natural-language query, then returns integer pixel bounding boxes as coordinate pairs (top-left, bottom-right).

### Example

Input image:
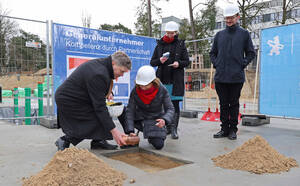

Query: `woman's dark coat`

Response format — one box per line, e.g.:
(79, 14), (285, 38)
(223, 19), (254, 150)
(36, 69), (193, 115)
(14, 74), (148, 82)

(55, 56), (115, 140)
(150, 36), (190, 96)
(126, 84), (175, 138)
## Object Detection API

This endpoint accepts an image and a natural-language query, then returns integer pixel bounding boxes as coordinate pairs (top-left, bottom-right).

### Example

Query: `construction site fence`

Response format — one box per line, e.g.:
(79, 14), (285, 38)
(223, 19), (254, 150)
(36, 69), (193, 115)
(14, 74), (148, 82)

(0, 15), (52, 124)
(0, 15), (259, 124)
(183, 37), (259, 115)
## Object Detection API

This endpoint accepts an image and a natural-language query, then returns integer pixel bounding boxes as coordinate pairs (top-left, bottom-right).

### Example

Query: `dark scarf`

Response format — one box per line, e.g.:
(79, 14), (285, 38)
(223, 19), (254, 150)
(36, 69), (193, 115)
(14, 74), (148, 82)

(163, 35), (175, 43)
(136, 86), (158, 105)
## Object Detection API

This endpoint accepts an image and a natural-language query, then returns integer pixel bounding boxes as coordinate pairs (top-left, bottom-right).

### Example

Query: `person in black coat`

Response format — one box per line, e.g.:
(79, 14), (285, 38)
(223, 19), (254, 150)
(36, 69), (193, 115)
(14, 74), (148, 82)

(123, 65), (174, 150)
(150, 21), (190, 139)
(209, 4), (256, 140)
(55, 51), (132, 151)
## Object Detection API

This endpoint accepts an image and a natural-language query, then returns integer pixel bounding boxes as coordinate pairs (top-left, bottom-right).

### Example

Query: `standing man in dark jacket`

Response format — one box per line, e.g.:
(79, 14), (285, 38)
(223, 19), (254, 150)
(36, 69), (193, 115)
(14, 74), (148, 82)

(55, 51), (132, 150)
(150, 21), (190, 139)
(209, 4), (256, 140)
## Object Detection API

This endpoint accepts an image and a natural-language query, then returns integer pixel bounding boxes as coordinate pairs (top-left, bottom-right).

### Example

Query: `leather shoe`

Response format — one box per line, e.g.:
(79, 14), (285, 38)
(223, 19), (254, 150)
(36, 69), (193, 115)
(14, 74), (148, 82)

(91, 140), (118, 150)
(213, 130), (229, 138)
(166, 126), (171, 135)
(228, 131), (237, 140)
(120, 144), (138, 149)
(171, 126), (179, 139)
(55, 138), (70, 151)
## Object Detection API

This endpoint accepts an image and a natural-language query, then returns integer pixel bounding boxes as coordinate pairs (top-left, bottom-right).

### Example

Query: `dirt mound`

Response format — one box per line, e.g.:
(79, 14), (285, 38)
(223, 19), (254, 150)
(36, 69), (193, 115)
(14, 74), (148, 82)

(0, 75), (43, 90)
(34, 68), (52, 75)
(212, 135), (298, 174)
(23, 147), (126, 186)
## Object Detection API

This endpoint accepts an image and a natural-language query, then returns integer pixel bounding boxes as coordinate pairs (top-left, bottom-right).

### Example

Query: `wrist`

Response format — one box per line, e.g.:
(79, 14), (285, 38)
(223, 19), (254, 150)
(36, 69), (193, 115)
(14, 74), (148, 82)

(110, 128), (117, 133)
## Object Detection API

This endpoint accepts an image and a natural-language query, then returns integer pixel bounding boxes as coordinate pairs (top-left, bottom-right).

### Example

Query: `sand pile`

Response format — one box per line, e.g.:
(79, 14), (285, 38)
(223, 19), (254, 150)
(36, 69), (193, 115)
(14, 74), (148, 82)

(212, 135), (298, 174)
(23, 147), (126, 186)
(0, 75), (44, 90)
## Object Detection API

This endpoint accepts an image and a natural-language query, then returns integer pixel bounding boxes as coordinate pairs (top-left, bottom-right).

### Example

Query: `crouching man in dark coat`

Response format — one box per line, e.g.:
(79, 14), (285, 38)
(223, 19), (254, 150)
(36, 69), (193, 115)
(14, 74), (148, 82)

(55, 51), (132, 151)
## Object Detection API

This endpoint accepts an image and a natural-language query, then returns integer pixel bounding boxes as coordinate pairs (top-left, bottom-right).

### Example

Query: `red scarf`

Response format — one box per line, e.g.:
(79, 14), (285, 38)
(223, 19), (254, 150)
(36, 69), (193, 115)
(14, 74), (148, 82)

(136, 86), (158, 104)
(163, 35), (174, 43)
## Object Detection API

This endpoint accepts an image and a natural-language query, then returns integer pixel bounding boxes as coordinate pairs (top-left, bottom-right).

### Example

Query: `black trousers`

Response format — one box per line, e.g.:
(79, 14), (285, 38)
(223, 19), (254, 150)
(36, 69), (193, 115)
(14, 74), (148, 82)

(215, 82), (243, 133)
(61, 136), (106, 146)
(134, 120), (165, 150)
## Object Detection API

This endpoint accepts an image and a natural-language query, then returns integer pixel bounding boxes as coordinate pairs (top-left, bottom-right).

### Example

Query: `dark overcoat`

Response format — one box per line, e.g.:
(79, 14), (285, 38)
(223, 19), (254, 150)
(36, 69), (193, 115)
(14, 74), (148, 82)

(55, 56), (115, 140)
(209, 24), (256, 83)
(126, 84), (175, 138)
(150, 35), (190, 96)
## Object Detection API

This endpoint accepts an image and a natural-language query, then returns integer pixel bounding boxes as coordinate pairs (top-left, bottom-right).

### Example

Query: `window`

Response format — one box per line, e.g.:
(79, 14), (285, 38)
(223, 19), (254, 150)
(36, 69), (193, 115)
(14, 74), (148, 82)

(292, 9), (297, 18)
(263, 14), (271, 22)
(222, 21), (226, 29)
(278, 12), (283, 20)
(258, 15), (263, 23)
(215, 22), (222, 29)
(287, 10), (292, 19)
(297, 9), (300, 18)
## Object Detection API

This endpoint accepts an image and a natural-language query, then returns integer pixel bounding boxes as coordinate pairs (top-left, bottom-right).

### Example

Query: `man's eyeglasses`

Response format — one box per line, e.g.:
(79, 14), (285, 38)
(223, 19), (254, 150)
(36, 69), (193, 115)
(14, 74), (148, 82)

(224, 15), (237, 20)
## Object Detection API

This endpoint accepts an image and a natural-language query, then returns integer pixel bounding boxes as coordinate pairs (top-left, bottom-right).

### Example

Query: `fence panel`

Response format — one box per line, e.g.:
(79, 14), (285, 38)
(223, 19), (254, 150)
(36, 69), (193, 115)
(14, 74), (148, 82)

(0, 15), (52, 124)
(184, 38), (259, 115)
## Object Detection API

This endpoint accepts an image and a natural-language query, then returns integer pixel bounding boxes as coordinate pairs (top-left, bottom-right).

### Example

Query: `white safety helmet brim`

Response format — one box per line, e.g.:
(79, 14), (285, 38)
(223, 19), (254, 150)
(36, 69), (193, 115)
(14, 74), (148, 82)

(224, 4), (240, 17)
(135, 66), (156, 86)
(164, 21), (179, 32)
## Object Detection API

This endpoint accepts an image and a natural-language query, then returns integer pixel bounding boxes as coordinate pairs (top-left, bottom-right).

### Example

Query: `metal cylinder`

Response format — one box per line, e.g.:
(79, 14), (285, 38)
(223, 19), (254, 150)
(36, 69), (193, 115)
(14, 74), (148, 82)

(25, 88), (31, 125)
(0, 86), (2, 103)
(13, 87), (19, 125)
(38, 82), (44, 117)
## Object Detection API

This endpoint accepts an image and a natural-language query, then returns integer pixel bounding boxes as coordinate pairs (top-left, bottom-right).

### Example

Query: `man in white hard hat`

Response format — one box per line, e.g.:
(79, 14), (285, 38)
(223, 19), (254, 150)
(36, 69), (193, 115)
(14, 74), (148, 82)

(209, 3), (256, 140)
(125, 65), (175, 149)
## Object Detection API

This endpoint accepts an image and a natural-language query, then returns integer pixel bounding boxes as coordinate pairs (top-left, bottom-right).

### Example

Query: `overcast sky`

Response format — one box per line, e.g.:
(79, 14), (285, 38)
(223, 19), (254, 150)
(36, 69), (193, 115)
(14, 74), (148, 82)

(1, 0), (228, 37)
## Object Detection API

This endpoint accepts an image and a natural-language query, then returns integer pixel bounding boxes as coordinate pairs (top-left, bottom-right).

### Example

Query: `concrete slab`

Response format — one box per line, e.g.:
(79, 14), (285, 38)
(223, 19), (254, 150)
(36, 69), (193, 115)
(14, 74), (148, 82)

(0, 116), (300, 186)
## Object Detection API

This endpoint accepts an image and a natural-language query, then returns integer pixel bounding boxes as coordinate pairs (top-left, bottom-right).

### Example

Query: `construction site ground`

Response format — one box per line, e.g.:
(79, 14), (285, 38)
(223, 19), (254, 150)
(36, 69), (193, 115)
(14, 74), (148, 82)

(1, 115), (299, 186)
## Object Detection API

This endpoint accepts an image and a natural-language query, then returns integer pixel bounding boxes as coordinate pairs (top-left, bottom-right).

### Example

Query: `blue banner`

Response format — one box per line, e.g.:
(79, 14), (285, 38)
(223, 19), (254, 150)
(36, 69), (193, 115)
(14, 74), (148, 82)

(260, 23), (300, 118)
(52, 23), (156, 106)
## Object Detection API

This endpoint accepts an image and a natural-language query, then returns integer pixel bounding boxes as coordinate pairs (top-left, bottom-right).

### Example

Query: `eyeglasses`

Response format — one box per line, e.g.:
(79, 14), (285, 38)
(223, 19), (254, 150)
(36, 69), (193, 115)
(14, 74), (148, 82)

(224, 16), (237, 20)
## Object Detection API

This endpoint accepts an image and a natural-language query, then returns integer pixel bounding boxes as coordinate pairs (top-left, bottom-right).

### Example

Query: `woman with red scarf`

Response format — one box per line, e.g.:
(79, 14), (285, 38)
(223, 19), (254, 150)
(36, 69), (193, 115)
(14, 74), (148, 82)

(150, 21), (190, 139)
(125, 66), (174, 150)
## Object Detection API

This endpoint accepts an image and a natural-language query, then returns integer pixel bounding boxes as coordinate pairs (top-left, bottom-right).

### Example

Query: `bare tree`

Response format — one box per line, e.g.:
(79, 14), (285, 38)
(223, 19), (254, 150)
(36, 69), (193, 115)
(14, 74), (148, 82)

(237, 0), (266, 30)
(0, 4), (18, 73)
(81, 10), (91, 28)
(188, 0), (198, 55)
(147, 0), (152, 37)
(188, 0), (217, 54)
(277, 0), (300, 25)
(135, 0), (169, 37)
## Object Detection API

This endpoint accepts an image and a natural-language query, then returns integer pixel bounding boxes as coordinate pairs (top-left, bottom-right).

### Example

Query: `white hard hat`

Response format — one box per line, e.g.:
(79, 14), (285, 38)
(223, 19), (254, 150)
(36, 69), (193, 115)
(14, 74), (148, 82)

(135, 65), (156, 86)
(164, 21), (179, 32)
(224, 4), (239, 17)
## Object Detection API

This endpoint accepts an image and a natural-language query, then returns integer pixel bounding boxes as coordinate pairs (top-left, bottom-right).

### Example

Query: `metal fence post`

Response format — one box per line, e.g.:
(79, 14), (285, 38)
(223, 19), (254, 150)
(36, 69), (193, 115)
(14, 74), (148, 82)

(38, 82), (44, 118)
(13, 87), (19, 125)
(25, 88), (31, 125)
(46, 20), (50, 117)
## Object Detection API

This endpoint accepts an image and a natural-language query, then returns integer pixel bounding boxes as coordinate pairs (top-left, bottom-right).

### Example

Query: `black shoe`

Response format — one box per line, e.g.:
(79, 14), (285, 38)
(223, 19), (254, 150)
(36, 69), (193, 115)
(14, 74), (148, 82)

(90, 140), (118, 150)
(213, 130), (229, 138)
(166, 126), (171, 135)
(228, 131), (237, 140)
(171, 126), (178, 139)
(55, 138), (70, 151)
(120, 144), (139, 149)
